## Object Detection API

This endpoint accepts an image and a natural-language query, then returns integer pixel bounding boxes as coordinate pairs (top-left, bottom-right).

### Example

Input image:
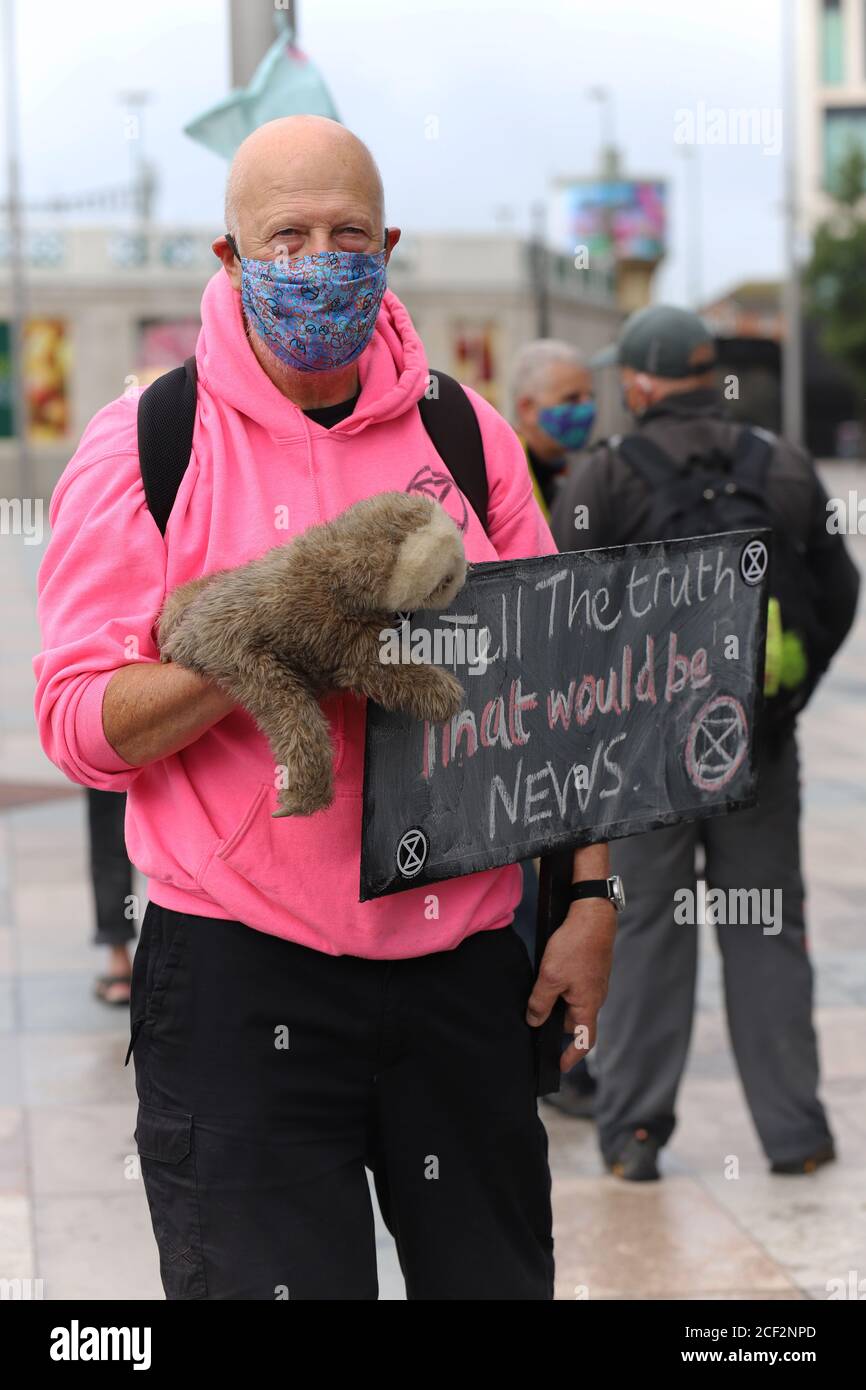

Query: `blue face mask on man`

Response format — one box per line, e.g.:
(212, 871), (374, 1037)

(536, 399), (596, 452)
(226, 231), (388, 373)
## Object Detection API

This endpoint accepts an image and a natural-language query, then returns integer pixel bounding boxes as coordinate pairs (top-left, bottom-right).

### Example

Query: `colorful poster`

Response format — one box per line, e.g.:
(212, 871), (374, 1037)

(550, 180), (667, 264)
(24, 319), (70, 441)
(451, 322), (499, 407)
(0, 322), (11, 438)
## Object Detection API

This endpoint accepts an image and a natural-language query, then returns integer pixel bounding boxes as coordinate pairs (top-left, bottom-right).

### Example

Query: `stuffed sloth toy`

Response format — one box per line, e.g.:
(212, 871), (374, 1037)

(158, 492), (467, 817)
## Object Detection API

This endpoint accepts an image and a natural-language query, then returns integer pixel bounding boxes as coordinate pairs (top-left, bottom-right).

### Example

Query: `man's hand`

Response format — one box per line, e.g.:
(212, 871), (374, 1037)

(526, 896), (616, 1073)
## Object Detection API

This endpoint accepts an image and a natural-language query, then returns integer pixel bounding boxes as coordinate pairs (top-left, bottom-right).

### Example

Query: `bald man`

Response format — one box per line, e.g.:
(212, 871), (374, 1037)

(35, 116), (616, 1301)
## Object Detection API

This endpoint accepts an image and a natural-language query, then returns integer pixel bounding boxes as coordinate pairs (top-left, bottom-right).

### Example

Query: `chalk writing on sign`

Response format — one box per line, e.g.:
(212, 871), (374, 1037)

(360, 531), (769, 901)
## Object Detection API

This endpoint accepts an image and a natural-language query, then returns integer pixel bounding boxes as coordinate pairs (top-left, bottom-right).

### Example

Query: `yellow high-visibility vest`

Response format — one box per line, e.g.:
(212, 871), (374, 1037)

(517, 434), (551, 523)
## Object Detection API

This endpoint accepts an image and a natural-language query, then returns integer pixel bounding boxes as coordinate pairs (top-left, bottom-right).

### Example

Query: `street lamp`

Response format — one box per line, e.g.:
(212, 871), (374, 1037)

(587, 85), (617, 174)
(676, 143), (703, 310)
(2, 0), (31, 499)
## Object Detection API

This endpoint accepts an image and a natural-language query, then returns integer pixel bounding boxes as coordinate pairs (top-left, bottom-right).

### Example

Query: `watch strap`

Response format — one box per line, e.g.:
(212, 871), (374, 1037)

(569, 878), (612, 903)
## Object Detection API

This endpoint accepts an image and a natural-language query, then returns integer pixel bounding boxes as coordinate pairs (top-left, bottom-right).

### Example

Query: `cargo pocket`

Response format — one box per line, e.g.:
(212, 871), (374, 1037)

(134, 1103), (208, 1300)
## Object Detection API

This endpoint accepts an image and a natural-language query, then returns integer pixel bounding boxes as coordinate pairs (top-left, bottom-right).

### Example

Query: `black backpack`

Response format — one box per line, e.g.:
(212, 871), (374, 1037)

(615, 427), (821, 731)
(136, 356), (489, 535)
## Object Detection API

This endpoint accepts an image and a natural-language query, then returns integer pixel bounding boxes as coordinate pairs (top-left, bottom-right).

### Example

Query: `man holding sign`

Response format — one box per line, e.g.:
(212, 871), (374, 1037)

(35, 115), (617, 1300)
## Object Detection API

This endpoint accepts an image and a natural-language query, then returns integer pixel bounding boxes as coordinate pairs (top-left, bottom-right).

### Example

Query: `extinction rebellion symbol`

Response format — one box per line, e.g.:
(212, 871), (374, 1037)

(685, 695), (749, 792)
(739, 538), (768, 586)
(405, 465), (470, 534)
(396, 827), (429, 879)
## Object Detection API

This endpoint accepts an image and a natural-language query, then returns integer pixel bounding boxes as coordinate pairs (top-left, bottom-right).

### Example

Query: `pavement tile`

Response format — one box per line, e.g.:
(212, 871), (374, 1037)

(0, 1193), (35, 1282)
(0, 928), (14, 974)
(13, 905), (135, 980)
(20, 1032), (134, 1108)
(552, 1174), (797, 1300)
(804, 1281), (866, 1302)
(0, 1108), (28, 1192)
(812, 1007), (866, 1080)
(17, 975), (133, 1034)
(28, 1103), (139, 1197)
(597, 1289), (809, 1301)
(33, 1194), (163, 1301)
(13, 882), (94, 936)
(0, 976), (16, 1032)
(699, 1166), (866, 1294)
(0, 1034), (23, 1107)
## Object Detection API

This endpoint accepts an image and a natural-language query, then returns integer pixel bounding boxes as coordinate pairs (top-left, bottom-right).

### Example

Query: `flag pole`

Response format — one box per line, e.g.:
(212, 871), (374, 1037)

(2, 0), (31, 502)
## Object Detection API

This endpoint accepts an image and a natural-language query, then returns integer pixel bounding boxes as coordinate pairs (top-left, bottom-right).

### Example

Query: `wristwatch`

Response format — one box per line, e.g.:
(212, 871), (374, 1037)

(569, 875), (626, 912)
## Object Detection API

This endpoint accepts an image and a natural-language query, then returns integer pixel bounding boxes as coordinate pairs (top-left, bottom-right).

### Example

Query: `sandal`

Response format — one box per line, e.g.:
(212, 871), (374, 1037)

(94, 974), (132, 1007)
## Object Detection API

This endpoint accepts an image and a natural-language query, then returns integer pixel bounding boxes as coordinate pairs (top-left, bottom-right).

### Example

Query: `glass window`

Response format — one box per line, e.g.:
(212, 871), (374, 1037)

(822, 0), (844, 85)
(823, 107), (866, 191)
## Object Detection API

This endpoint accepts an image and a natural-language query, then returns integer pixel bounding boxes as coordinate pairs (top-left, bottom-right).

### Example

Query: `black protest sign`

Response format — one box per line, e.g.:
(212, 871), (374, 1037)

(360, 530), (770, 901)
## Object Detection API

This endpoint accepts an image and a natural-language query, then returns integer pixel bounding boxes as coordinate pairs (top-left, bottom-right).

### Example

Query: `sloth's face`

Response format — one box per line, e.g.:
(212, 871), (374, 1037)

(382, 510), (467, 613)
(427, 568), (458, 604)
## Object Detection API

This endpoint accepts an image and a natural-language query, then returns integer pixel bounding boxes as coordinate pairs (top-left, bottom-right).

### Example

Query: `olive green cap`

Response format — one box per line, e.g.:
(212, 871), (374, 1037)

(592, 304), (718, 378)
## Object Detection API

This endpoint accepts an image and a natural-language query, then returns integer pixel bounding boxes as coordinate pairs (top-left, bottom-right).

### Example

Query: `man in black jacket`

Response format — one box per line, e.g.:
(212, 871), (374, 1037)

(551, 305), (860, 1181)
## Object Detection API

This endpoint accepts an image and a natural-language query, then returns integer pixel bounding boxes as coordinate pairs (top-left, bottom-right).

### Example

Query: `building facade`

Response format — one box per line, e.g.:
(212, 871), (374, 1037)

(799, 0), (866, 228)
(0, 226), (623, 499)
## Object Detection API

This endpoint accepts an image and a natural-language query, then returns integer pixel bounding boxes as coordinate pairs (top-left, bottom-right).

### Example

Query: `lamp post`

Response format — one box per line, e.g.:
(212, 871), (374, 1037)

(529, 199), (550, 338)
(781, 0), (803, 447)
(587, 87), (619, 289)
(229, 0), (293, 88)
(676, 143), (703, 310)
(2, 0), (31, 500)
(587, 85), (616, 170)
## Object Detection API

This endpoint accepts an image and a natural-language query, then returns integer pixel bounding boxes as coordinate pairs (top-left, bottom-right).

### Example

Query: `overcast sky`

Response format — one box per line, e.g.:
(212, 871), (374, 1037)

(8, 0), (789, 304)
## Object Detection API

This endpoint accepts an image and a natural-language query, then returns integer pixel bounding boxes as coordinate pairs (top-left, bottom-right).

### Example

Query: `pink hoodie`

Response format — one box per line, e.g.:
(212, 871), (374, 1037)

(34, 271), (557, 958)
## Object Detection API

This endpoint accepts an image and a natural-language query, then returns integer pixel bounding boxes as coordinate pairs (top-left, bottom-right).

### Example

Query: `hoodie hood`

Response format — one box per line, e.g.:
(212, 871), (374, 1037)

(197, 268), (430, 440)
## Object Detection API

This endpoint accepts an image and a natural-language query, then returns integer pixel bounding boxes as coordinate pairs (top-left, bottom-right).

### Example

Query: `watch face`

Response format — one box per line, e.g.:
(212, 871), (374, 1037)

(609, 876), (626, 911)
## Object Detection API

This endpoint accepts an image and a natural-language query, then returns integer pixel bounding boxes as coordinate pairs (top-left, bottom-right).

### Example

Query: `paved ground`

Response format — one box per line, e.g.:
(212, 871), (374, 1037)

(1, 464), (864, 1301)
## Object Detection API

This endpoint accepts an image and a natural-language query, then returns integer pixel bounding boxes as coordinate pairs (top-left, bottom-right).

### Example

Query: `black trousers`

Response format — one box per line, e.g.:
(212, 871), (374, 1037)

(87, 788), (134, 947)
(128, 904), (554, 1300)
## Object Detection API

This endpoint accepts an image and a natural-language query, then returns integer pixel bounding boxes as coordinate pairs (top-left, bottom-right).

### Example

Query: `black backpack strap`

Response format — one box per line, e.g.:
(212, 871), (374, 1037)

(730, 425), (775, 491)
(137, 355), (198, 537)
(615, 432), (682, 489)
(418, 370), (488, 533)
(617, 425), (777, 525)
(138, 358), (488, 538)
(615, 433), (696, 541)
(619, 424), (776, 494)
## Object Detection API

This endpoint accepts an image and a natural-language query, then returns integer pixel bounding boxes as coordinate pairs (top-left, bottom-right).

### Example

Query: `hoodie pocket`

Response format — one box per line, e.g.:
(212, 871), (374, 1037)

(206, 778), (362, 910)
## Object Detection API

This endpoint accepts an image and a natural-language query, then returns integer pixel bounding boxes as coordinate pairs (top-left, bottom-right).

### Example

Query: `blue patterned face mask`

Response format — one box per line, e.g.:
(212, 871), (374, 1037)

(536, 400), (597, 451)
(226, 234), (387, 373)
